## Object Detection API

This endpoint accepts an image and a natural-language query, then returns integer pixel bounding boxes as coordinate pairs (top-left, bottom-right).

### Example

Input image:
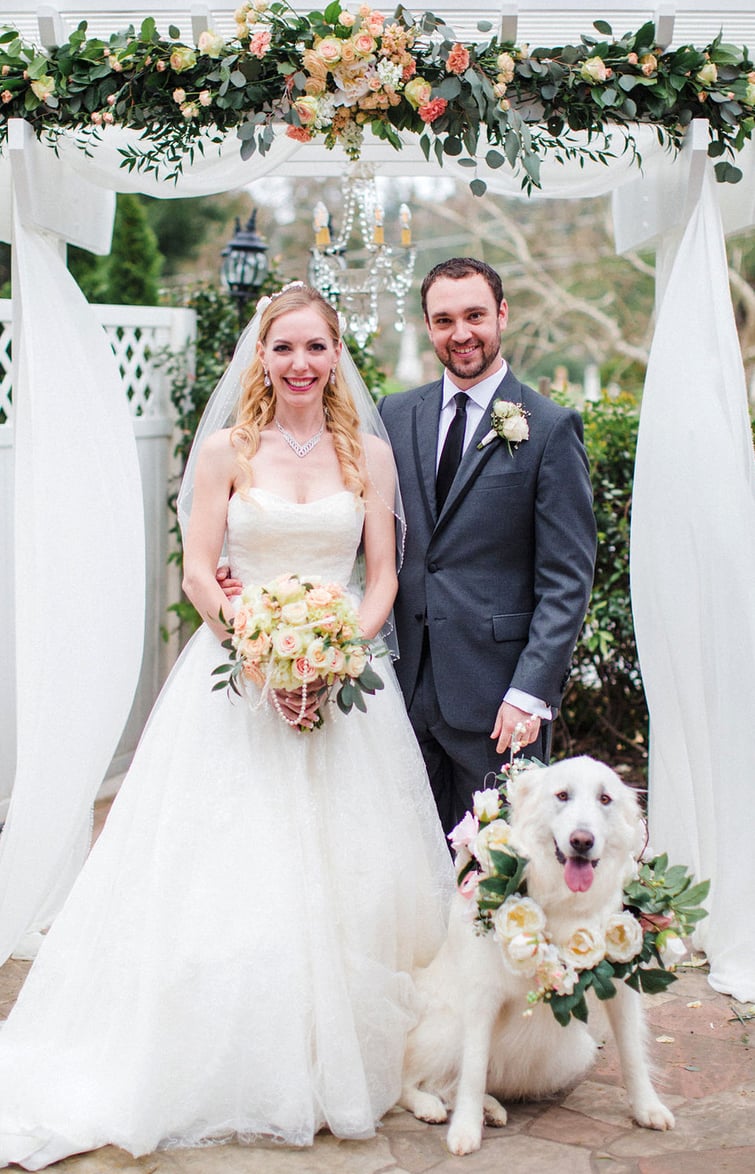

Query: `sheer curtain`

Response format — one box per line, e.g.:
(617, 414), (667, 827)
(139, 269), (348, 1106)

(631, 163), (755, 1002)
(0, 124), (754, 999)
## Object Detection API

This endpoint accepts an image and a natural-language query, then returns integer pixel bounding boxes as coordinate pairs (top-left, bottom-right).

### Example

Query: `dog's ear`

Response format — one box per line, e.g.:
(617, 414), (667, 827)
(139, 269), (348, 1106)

(506, 763), (546, 811)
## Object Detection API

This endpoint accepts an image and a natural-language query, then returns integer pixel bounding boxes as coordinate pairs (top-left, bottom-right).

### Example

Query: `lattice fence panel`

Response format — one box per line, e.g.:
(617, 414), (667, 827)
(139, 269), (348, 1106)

(0, 317), (11, 427)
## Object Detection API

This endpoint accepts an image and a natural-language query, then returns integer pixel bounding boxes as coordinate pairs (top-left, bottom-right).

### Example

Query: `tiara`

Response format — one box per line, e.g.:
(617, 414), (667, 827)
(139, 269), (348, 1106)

(255, 280), (307, 314)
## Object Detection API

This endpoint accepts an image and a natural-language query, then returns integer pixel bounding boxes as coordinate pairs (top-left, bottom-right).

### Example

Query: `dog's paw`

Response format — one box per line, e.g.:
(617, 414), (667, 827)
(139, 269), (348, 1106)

(634, 1099), (675, 1131)
(483, 1094), (508, 1127)
(404, 1090), (447, 1124)
(447, 1116), (483, 1155)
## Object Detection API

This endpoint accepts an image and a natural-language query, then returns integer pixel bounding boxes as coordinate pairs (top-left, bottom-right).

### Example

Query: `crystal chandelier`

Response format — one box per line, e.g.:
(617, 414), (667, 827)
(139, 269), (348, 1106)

(308, 163), (417, 348)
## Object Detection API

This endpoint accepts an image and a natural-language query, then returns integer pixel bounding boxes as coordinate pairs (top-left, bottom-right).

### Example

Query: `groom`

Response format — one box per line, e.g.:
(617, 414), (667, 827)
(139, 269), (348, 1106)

(378, 258), (596, 834)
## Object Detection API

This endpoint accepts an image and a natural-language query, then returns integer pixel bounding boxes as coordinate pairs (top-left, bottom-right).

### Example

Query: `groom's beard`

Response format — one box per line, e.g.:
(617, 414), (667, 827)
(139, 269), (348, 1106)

(434, 332), (502, 385)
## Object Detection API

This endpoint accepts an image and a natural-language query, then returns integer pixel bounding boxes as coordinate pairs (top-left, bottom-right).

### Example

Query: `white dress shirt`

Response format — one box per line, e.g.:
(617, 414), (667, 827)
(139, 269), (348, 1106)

(436, 361), (552, 723)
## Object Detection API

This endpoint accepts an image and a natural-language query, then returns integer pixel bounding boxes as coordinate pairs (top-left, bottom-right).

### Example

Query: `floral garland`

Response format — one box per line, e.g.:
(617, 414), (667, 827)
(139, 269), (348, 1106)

(451, 762), (710, 1025)
(0, 3), (754, 193)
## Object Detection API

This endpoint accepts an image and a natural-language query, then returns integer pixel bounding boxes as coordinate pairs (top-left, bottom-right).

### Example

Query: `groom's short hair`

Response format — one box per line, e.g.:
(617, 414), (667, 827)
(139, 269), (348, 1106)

(420, 258), (504, 316)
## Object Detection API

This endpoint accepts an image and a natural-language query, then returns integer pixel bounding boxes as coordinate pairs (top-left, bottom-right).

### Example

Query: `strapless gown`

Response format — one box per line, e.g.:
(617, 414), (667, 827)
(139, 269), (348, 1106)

(0, 489), (453, 1170)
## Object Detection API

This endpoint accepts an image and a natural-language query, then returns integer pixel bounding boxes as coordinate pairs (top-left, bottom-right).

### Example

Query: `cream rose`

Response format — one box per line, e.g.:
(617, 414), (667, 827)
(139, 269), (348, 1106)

(493, 894), (547, 942)
(170, 46), (197, 72)
(292, 655), (320, 684)
(640, 53), (657, 76)
(304, 638), (330, 670)
(293, 96), (319, 126)
(561, 925), (606, 970)
(352, 32), (378, 58)
(404, 76), (432, 108)
(271, 575), (305, 604)
(272, 628), (305, 658)
(502, 931), (547, 976)
(474, 819), (516, 872)
(197, 29), (225, 58)
(30, 75), (55, 102)
(697, 61), (718, 85)
(473, 788), (502, 822)
(315, 36), (343, 66)
(345, 646), (368, 678)
(502, 415), (529, 443)
(322, 645), (346, 675)
(604, 912), (644, 963)
(280, 599), (309, 625)
(580, 56), (608, 84)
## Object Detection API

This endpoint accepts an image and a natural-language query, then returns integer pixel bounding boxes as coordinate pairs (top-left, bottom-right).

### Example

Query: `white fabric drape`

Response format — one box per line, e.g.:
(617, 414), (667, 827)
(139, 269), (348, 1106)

(631, 163), (755, 1002)
(0, 145), (145, 964)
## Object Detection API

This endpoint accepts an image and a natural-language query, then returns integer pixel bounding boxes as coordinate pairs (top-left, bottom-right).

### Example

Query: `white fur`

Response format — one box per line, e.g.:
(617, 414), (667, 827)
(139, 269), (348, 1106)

(400, 756), (675, 1155)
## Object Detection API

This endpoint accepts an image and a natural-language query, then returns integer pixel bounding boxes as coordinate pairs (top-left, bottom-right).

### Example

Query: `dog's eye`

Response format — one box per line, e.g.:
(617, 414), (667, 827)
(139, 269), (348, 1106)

(555, 791), (569, 802)
(599, 793), (613, 806)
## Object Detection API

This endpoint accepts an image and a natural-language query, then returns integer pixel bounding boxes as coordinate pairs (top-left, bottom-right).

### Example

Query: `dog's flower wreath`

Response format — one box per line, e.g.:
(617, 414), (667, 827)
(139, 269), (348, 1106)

(450, 761), (710, 1027)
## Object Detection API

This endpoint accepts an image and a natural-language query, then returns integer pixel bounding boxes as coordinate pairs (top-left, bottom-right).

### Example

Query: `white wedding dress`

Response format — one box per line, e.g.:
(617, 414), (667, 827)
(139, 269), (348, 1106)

(0, 489), (453, 1171)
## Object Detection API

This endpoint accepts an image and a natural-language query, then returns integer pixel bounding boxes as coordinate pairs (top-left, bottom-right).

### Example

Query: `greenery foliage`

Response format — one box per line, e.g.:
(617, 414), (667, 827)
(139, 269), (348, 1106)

(0, 4), (754, 194)
(104, 192), (162, 304)
(555, 393), (645, 771)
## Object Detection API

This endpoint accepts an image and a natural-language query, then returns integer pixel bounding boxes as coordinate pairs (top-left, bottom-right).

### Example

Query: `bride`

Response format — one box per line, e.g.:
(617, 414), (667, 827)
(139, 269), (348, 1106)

(0, 283), (453, 1170)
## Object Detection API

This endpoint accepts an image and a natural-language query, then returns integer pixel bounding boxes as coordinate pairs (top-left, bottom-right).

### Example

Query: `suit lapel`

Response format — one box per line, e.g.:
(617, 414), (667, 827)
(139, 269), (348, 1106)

(412, 381), (443, 525)
(438, 367), (523, 521)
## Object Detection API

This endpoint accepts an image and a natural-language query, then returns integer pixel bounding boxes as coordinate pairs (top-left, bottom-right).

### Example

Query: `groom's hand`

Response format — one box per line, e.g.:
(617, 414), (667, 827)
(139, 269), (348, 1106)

(491, 702), (541, 755)
(216, 565), (242, 599)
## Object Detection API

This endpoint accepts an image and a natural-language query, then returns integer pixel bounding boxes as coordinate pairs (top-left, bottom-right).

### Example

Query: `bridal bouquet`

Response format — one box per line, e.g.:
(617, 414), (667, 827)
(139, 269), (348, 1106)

(212, 572), (383, 729)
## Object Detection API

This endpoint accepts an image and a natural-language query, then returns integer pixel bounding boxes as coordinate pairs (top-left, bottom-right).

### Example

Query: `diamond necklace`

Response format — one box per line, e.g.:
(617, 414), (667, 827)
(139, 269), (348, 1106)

(275, 417), (326, 459)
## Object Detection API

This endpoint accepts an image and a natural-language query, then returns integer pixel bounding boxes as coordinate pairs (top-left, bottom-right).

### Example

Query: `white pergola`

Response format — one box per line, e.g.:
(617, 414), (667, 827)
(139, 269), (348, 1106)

(1, 1), (755, 1001)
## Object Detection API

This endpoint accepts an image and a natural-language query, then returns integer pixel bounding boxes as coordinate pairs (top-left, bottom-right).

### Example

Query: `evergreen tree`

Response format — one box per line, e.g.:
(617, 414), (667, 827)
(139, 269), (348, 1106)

(105, 193), (162, 305)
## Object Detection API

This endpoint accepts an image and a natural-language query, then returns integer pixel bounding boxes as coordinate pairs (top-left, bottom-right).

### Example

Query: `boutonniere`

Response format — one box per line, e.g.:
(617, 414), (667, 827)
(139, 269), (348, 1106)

(477, 399), (530, 454)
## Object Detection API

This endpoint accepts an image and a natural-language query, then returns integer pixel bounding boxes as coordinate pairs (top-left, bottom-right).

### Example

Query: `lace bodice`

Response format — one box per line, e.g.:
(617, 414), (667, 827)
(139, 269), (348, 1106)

(226, 488), (365, 587)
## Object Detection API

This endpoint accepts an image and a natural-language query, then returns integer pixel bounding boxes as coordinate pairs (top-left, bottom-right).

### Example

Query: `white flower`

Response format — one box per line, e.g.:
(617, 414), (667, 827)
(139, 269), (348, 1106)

(658, 931), (688, 968)
(473, 819), (515, 873)
(493, 895), (546, 942)
(197, 29), (226, 58)
(478, 399), (530, 450)
(473, 787), (502, 822)
(448, 810), (479, 854)
(534, 944), (578, 994)
(561, 924), (606, 971)
(502, 931), (547, 976)
(604, 912), (644, 963)
(377, 59), (403, 89)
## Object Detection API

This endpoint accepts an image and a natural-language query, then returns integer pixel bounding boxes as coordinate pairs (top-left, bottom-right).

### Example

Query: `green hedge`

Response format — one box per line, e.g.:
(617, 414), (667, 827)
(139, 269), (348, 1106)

(555, 393), (647, 772)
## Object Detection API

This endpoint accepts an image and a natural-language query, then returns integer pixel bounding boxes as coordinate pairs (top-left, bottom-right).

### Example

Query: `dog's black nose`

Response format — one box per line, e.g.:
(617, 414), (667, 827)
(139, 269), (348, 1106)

(569, 829), (594, 856)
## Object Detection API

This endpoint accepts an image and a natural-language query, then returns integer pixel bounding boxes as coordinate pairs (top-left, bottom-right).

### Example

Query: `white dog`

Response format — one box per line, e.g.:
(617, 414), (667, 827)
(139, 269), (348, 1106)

(400, 756), (675, 1155)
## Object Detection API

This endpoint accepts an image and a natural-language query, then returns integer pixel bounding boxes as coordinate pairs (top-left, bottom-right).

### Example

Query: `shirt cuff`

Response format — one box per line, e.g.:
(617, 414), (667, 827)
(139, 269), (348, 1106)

(504, 688), (552, 722)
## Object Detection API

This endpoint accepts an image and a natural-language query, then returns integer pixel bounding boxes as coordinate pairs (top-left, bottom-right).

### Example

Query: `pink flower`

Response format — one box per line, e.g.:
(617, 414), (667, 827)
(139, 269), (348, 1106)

(458, 869), (481, 899)
(448, 810), (479, 853)
(172, 87), (186, 104)
(418, 97), (447, 123)
(156, 59), (167, 72)
(249, 29), (271, 58)
(286, 125), (313, 142)
(446, 43), (470, 75)
(103, 111), (114, 123)
(199, 89), (212, 106)
(1, 90), (12, 104)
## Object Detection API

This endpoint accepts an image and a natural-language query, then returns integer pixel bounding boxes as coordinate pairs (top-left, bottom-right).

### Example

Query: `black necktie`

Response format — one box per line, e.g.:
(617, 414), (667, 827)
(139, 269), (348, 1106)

(436, 392), (468, 512)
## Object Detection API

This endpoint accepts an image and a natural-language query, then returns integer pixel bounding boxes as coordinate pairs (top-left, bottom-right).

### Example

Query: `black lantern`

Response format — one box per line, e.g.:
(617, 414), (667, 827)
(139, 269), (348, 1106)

(220, 209), (269, 325)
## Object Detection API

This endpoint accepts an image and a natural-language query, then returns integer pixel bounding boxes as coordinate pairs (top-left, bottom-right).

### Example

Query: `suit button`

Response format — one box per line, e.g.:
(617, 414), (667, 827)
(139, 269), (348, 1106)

(428, 562), (438, 573)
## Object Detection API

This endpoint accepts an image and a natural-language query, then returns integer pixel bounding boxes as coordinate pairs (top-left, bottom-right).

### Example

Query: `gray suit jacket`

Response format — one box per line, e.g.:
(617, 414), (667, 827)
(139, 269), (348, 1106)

(379, 367), (597, 732)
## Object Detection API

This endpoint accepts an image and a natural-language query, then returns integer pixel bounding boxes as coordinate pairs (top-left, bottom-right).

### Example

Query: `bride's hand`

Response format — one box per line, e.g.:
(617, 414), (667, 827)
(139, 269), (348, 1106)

(273, 681), (328, 729)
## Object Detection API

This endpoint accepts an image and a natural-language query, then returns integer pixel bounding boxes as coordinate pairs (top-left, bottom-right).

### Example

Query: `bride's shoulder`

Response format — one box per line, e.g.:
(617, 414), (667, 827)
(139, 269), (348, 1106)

(360, 431), (394, 469)
(195, 428), (242, 480)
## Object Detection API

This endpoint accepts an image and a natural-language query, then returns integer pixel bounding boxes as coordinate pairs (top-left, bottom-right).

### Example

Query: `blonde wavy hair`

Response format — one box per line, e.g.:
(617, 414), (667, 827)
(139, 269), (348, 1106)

(231, 285), (365, 497)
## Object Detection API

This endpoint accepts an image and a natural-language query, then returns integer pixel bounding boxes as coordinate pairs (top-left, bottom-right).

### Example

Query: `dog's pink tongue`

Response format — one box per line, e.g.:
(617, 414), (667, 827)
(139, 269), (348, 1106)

(565, 857), (594, 892)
